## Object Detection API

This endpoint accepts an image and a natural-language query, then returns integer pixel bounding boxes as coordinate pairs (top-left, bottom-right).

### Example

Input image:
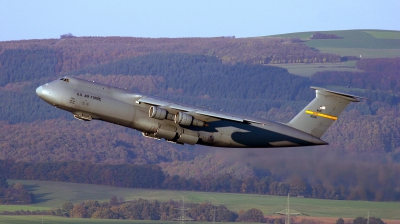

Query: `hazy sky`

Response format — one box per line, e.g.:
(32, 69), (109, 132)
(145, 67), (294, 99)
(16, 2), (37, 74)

(1, 0), (399, 41)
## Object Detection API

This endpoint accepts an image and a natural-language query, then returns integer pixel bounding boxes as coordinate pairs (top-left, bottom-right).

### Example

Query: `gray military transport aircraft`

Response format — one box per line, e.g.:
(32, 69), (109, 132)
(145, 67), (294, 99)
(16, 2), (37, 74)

(36, 77), (362, 148)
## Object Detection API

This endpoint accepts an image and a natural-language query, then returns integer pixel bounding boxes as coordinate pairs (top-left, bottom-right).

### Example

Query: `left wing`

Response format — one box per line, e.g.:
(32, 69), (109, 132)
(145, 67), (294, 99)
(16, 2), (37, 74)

(136, 96), (263, 124)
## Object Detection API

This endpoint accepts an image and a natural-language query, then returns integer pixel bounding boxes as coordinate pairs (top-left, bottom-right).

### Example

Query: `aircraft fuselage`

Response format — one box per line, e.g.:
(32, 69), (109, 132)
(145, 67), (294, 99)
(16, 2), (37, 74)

(36, 77), (328, 148)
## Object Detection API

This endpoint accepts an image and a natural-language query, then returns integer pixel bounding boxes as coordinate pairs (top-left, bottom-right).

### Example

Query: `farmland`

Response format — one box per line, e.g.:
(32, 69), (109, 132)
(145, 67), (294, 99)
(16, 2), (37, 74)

(273, 30), (400, 57)
(269, 61), (361, 77)
(2, 180), (399, 221)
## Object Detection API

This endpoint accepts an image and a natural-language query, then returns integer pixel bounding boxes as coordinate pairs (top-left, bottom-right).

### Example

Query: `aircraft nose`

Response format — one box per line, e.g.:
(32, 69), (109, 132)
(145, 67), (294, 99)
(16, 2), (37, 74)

(36, 86), (43, 97)
(36, 84), (58, 105)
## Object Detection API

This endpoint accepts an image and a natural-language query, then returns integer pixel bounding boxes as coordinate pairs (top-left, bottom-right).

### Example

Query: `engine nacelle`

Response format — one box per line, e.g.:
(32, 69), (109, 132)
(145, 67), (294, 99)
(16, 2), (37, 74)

(177, 129), (199, 145)
(174, 112), (205, 127)
(154, 124), (177, 140)
(175, 112), (192, 126)
(149, 106), (167, 120)
(192, 119), (205, 127)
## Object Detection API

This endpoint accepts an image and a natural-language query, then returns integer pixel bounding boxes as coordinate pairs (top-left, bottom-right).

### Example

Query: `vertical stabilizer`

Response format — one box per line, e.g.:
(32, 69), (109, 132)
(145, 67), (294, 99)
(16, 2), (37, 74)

(288, 87), (362, 138)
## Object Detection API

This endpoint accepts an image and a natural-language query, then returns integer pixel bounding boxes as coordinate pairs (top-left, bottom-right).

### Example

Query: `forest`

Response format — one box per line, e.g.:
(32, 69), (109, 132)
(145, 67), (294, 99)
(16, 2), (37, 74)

(0, 36), (340, 73)
(0, 34), (400, 205)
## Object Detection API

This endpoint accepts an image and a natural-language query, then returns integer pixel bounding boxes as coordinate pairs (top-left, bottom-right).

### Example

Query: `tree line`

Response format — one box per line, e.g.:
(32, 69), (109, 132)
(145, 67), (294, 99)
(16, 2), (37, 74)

(356, 57), (400, 73)
(64, 199), (384, 223)
(64, 199), (239, 222)
(1, 160), (399, 201)
(0, 161), (165, 189)
(0, 36), (341, 75)
(312, 58), (400, 95)
(0, 174), (33, 204)
(0, 195), (386, 223)
(310, 32), (343, 39)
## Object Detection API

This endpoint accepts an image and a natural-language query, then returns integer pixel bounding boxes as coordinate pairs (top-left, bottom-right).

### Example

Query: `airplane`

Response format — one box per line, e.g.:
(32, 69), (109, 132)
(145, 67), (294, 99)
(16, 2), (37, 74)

(36, 77), (362, 148)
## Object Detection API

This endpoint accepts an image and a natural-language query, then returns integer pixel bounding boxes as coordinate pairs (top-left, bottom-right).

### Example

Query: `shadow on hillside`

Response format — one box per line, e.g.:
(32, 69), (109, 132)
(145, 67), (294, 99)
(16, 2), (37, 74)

(33, 193), (52, 204)
(23, 184), (52, 204)
(24, 184), (39, 191)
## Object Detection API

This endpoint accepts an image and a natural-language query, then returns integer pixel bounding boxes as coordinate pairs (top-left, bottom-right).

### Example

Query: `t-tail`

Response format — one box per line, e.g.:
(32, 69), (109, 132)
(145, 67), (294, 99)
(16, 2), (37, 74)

(288, 87), (363, 138)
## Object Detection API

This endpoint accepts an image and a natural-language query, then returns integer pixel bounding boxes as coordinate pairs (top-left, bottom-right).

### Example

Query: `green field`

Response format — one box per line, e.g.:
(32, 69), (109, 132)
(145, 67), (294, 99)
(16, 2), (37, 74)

(2, 180), (400, 221)
(315, 47), (400, 59)
(264, 30), (400, 76)
(364, 30), (400, 39)
(269, 30), (400, 58)
(269, 62), (361, 77)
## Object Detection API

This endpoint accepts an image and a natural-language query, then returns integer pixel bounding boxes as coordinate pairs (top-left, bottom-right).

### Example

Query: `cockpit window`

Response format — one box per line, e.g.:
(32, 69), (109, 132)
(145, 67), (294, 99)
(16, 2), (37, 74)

(60, 78), (69, 82)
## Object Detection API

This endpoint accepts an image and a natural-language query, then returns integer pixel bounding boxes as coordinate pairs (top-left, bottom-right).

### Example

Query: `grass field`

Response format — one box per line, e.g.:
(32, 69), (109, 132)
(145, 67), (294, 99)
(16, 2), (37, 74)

(269, 62), (361, 77)
(3, 180), (400, 221)
(363, 30), (400, 39)
(264, 30), (400, 76)
(268, 30), (400, 58)
(315, 47), (400, 59)
(0, 204), (50, 212)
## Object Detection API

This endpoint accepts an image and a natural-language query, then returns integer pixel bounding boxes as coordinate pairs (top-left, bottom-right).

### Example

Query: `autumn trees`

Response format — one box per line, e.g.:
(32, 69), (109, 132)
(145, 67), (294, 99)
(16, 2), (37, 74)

(62, 198), (239, 221)
(351, 217), (385, 224)
(0, 161), (165, 189)
(0, 174), (7, 189)
(0, 36), (341, 75)
(237, 208), (265, 222)
(310, 32), (343, 39)
(0, 175), (34, 204)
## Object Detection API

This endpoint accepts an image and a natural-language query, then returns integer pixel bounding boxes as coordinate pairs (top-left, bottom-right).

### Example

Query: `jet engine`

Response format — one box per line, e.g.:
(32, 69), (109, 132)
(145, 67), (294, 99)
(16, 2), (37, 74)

(149, 106), (174, 120)
(149, 106), (167, 119)
(147, 124), (199, 145)
(175, 112), (205, 127)
(154, 124), (177, 140)
(177, 128), (199, 145)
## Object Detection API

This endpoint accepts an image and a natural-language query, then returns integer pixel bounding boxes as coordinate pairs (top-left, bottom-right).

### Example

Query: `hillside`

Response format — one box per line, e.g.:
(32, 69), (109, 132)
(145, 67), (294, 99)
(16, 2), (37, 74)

(271, 29), (400, 58)
(5, 180), (400, 220)
(0, 30), (400, 202)
(0, 36), (340, 74)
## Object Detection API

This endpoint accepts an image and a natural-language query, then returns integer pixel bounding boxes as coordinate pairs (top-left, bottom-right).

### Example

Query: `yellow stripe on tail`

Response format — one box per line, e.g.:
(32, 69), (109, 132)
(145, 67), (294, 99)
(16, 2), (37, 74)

(305, 110), (338, 120)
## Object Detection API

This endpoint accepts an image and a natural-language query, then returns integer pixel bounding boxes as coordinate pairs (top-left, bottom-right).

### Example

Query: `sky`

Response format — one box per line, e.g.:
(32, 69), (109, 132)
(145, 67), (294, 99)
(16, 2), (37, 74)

(1, 0), (399, 41)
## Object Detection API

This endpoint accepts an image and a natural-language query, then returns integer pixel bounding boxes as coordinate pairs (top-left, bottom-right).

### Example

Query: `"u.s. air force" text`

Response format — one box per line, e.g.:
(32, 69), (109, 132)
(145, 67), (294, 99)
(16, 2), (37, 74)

(77, 92), (101, 101)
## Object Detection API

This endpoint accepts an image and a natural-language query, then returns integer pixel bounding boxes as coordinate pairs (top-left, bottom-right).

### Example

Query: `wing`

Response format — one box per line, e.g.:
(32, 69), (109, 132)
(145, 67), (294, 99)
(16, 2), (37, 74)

(135, 95), (264, 125)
